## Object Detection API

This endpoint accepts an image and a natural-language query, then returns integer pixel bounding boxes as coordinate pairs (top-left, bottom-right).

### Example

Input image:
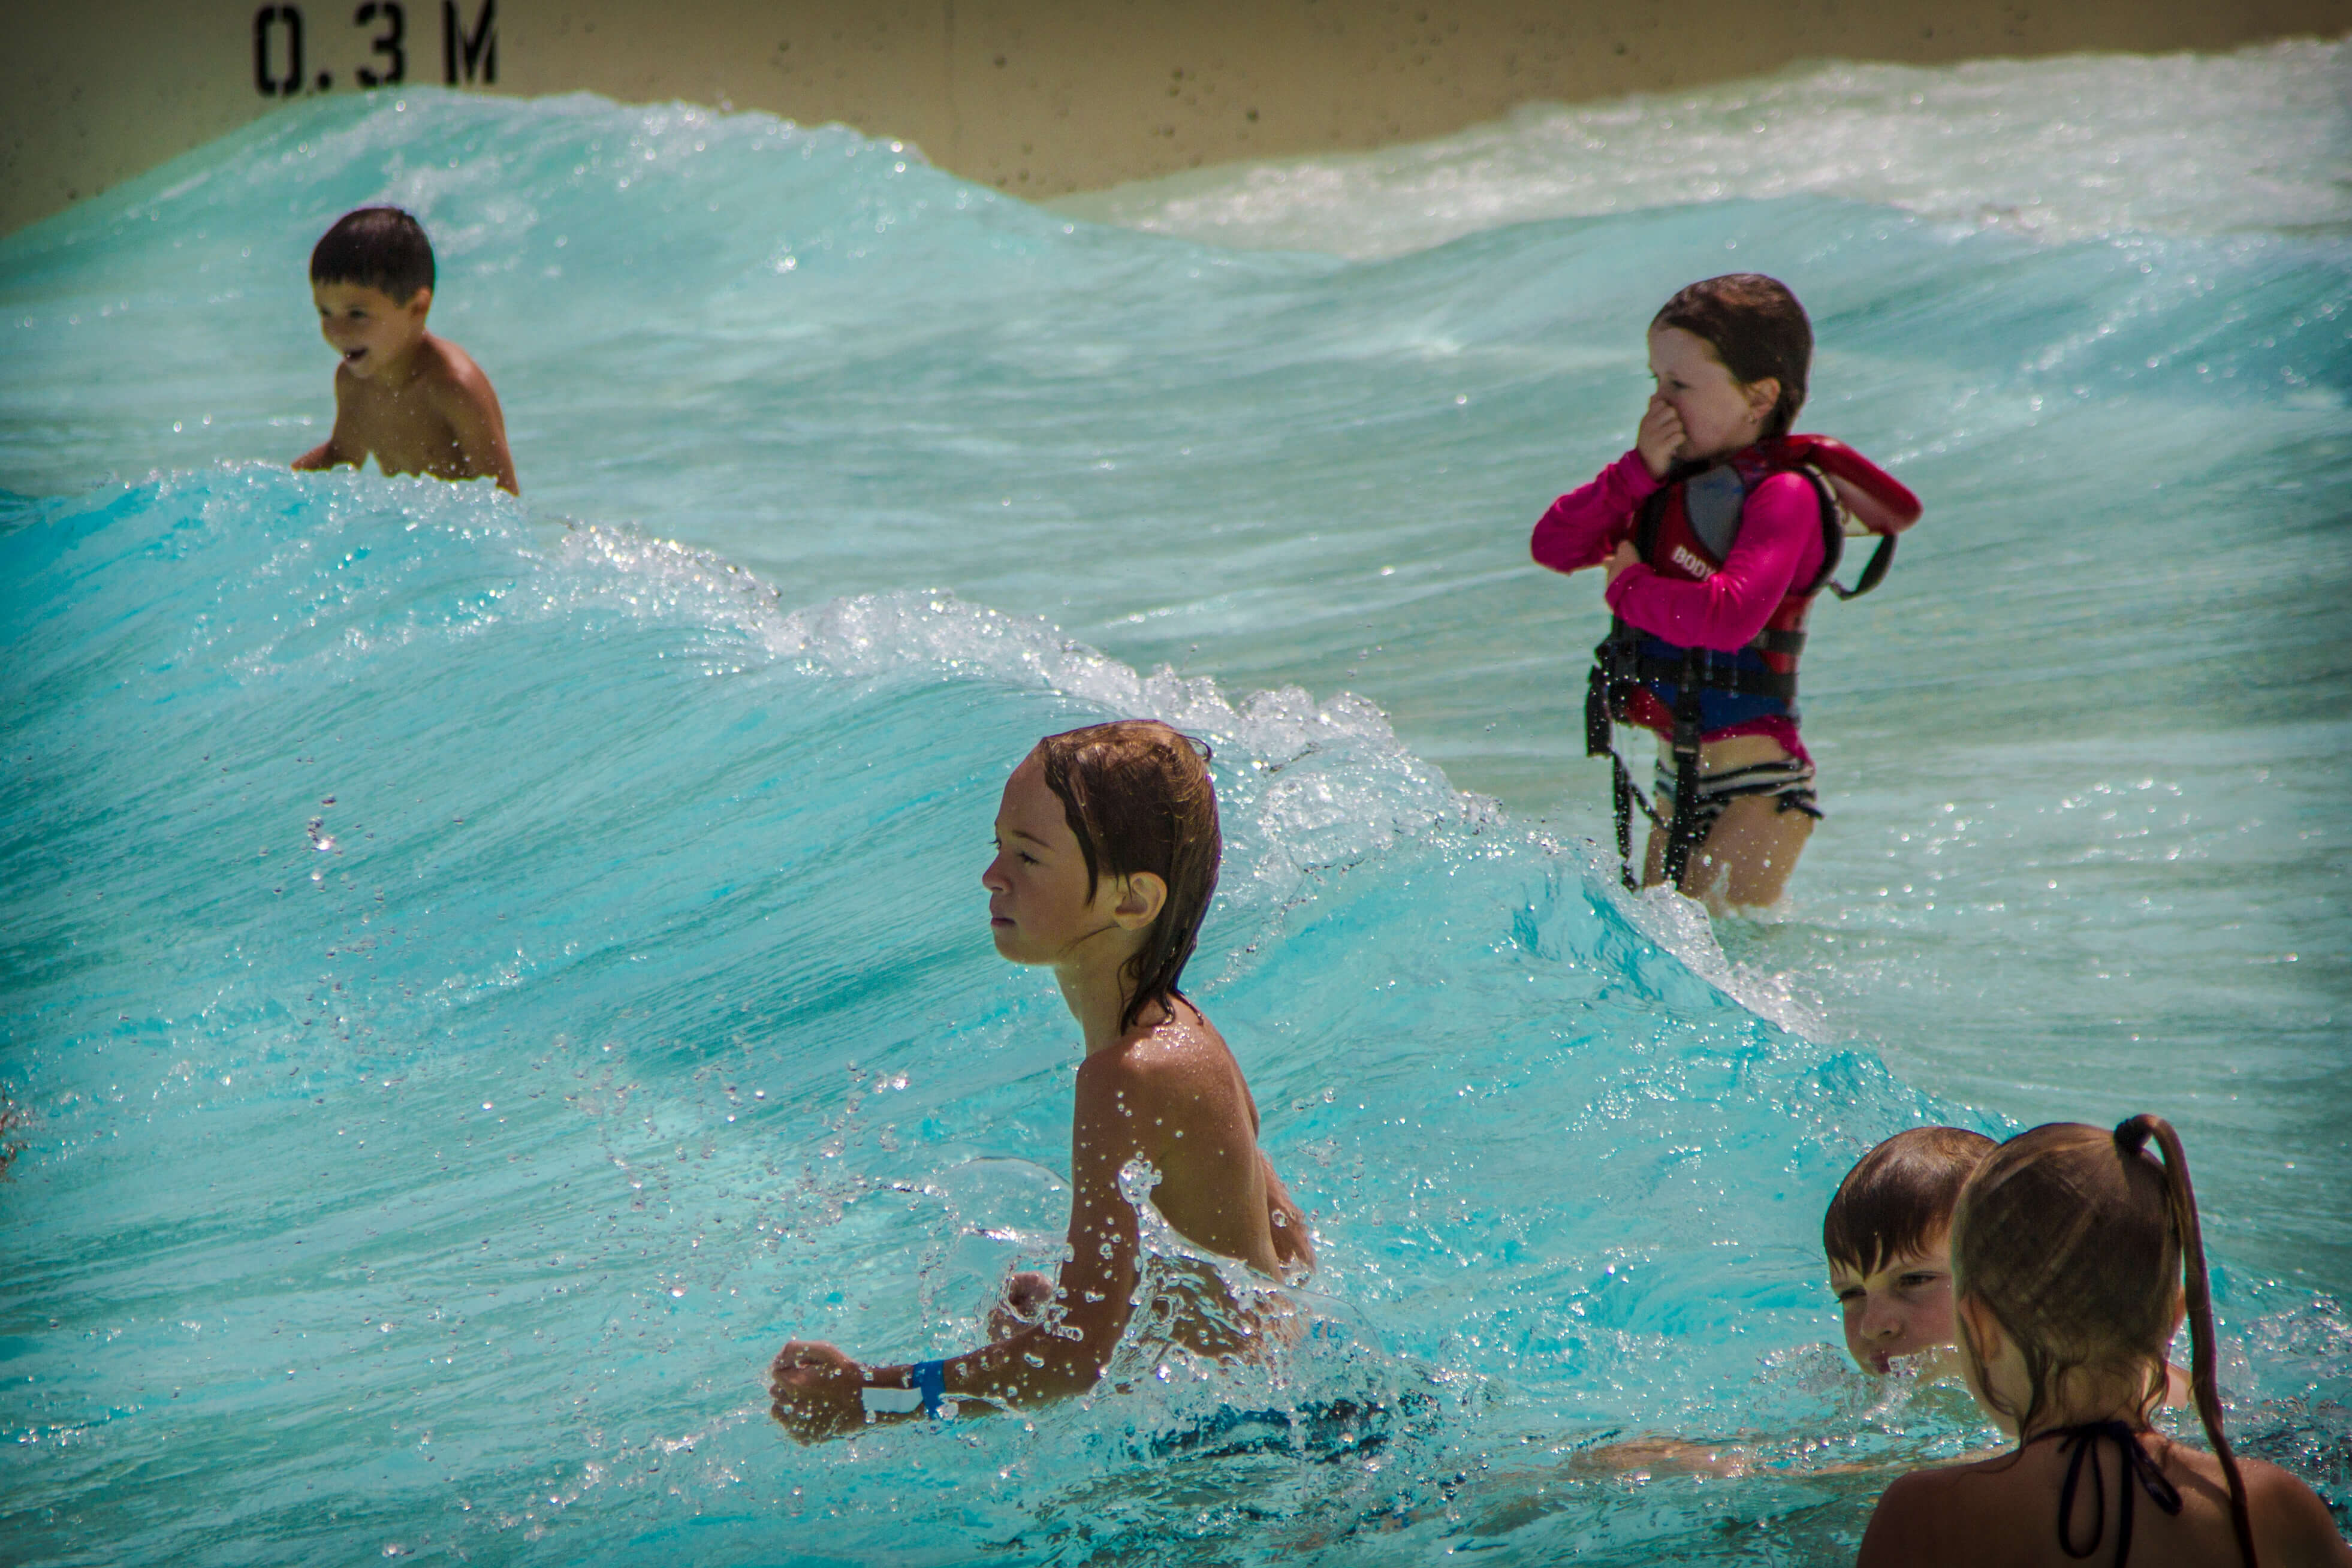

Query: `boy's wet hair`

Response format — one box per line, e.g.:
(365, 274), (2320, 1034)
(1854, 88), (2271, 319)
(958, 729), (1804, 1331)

(1822, 1125), (1996, 1275)
(1652, 273), (1812, 439)
(310, 207), (436, 303)
(1032, 720), (1220, 1033)
(1953, 1118), (2255, 1563)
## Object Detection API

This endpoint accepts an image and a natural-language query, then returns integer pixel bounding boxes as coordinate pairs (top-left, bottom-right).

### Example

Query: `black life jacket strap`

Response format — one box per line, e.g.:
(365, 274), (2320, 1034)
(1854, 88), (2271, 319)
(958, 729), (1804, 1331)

(1662, 649), (1708, 889)
(1588, 622), (1659, 891)
(1792, 465), (1845, 598)
(1827, 532), (1896, 600)
(1609, 753), (1642, 891)
(1793, 460), (1899, 601)
(1623, 649), (1798, 701)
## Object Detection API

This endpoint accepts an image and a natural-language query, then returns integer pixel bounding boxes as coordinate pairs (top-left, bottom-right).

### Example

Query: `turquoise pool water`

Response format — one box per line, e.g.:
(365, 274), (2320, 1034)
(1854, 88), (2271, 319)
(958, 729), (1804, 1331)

(3, 41), (2347, 1564)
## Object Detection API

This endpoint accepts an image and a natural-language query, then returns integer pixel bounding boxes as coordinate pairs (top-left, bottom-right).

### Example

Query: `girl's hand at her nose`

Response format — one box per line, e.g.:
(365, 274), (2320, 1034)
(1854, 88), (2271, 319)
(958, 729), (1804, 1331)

(1637, 394), (1684, 480)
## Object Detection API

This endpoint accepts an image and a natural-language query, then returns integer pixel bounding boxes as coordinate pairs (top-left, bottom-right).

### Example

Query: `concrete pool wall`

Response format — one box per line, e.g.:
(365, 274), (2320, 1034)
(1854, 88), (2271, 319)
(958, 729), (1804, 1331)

(7, 0), (2348, 233)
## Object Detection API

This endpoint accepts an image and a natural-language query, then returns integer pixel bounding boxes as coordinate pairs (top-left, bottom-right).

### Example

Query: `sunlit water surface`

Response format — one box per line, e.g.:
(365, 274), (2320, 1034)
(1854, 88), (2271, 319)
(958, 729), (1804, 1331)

(3, 39), (2348, 1566)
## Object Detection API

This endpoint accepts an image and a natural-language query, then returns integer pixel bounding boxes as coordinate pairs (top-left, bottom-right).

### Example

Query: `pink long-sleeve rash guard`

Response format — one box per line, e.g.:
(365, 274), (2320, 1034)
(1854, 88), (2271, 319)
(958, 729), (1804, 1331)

(1530, 450), (1825, 652)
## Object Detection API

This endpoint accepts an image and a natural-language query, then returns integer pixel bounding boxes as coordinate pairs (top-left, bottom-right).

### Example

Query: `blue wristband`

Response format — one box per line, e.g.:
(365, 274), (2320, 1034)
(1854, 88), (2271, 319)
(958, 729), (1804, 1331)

(911, 1359), (947, 1419)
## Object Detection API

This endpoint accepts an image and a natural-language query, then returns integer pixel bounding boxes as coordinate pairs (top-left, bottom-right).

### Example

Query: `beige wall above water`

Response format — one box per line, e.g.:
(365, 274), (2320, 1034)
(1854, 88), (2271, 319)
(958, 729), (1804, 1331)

(6, 0), (2348, 234)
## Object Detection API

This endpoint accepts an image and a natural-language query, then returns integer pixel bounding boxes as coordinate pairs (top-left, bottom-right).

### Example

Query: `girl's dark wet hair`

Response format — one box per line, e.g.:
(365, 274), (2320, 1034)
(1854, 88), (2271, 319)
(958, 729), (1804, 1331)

(1823, 1124), (1997, 1275)
(1033, 720), (1221, 1034)
(310, 206), (436, 304)
(1953, 1117), (2256, 1566)
(1651, 273), (1812, 439)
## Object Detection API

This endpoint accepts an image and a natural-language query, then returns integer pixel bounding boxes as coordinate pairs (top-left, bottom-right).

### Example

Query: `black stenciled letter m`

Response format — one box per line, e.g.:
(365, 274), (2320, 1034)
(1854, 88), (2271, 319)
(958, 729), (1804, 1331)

(442, 0), (494, 84)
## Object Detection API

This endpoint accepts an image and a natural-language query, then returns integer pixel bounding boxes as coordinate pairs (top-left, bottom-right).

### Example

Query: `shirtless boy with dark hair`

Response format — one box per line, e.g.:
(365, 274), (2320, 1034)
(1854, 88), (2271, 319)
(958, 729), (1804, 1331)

(293, 206), (518, 494)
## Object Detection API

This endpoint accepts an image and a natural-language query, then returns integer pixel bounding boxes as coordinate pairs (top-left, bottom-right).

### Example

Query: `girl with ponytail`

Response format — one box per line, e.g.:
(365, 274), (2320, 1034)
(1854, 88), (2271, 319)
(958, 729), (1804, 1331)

(1858, 1116), (2349, 1566)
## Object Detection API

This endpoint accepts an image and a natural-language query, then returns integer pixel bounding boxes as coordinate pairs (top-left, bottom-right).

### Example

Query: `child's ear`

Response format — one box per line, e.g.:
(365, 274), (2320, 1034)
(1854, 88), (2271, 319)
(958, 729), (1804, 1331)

(1743, 375), (1781, 423)
(1111, 871), (1166, 930)
(407, 286), (433, 321)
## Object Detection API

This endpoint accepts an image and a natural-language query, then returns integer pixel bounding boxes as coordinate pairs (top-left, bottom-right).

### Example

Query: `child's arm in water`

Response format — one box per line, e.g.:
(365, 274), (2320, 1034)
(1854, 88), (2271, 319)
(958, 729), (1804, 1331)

(424, 339), (519, 494)
(1259, 1148), (1313, 1275)
(768, 1086), (1142, 1439)
(768, 1015), (1302, 1441)
(291, 369), (363, 475)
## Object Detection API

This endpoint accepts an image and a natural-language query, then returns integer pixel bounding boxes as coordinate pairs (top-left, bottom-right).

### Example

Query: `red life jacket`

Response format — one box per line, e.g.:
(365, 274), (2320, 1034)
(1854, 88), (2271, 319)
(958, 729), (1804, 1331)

(1582, 434), (1922, 889)
(1631, 433), (1923, 682)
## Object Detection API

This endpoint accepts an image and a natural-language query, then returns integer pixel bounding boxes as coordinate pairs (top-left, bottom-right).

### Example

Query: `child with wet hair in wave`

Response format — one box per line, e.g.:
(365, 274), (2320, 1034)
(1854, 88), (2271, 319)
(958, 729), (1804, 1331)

(1858, 1116), (2350, 1567)
(1825, 1125), (1996, 1377)
(1479, 1124), (2099, 1508)
(1445, 1127), (2003, 1521)
(767, 720), (1313, 1440)
(293, 206), (518, 493)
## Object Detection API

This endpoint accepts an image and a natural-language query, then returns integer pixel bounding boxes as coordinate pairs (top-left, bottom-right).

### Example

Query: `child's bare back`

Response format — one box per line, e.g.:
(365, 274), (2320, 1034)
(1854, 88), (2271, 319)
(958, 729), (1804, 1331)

(1864, 1436), (2348, 1567)
(767, 722), (1312, 1442)
(1071, 996), (1309, 1339)
(293, 208), (517, 494)
(1079, 997), (1307, 1277)
(1858, 1117), (2351, 1568)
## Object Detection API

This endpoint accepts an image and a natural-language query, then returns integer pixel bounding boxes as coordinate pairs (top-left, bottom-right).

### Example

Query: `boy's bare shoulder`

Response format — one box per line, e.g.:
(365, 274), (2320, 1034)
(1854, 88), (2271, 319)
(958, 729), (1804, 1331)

(1077, 1009), (1245, 1114)
(418, 333), (500, 404)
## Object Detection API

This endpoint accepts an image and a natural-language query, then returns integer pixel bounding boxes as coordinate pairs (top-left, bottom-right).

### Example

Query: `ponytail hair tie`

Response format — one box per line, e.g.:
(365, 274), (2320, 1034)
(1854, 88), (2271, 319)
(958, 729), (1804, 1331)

(2113, 1115), (2156, 1157)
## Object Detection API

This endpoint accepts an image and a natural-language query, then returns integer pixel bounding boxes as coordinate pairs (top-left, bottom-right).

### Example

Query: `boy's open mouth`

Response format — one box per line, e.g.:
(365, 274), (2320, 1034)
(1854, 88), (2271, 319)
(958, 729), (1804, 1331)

(342, 347), (367, 363)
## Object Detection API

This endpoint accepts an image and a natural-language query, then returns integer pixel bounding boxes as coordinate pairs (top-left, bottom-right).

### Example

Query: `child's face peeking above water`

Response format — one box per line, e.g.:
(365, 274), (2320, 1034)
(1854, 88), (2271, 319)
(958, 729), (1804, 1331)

(312, 279), (430, 379)
(1829, 1226), (1958, 1373)
(1645, 325), (1780, 466)
(982, 755), (1159, 969)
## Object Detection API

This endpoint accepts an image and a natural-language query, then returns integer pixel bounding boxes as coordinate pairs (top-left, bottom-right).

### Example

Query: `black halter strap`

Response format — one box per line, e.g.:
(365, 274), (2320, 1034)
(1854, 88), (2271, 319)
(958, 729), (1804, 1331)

(2043, 1420), (2184, 1567)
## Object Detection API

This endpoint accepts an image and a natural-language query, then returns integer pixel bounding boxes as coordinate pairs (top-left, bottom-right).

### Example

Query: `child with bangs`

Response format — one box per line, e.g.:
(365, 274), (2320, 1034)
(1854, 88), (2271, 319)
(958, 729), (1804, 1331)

(1859, 1116), (2350, 1567)
(766, 720), (1313, 1439)
(1824, 1126), (1996, 1376)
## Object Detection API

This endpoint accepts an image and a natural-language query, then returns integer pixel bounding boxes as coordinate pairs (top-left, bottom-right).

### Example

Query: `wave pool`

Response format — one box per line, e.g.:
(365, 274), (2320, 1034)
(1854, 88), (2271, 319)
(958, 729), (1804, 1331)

(4, 38), (2348, 1565)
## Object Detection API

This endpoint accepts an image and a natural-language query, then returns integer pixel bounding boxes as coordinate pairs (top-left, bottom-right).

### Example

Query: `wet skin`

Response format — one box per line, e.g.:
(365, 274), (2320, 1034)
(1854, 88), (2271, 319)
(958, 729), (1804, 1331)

(1829, 1232), (1958, 1374)
(765, 753), (1310, 1442)
(294, 281), (518, 493)
(1859, 1295), (2352, 1566)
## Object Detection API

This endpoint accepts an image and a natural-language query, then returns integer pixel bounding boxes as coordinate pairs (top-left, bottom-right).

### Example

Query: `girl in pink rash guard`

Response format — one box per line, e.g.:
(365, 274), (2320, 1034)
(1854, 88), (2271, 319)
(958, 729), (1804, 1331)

(1533, 273), (1913, 912)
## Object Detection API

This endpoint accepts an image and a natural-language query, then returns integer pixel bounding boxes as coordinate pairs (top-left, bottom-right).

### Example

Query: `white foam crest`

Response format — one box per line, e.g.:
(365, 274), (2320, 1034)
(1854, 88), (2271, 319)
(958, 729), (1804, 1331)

(549, 521), (1498, 894)
(1059, 39), (2350, 258)
(773, 589), (1501, 890)
(548, 521), (1845, 1046)
(1619, 881), (1832, 1040)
